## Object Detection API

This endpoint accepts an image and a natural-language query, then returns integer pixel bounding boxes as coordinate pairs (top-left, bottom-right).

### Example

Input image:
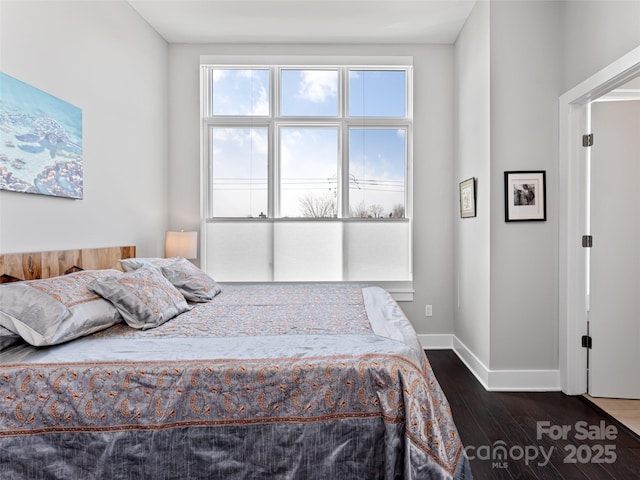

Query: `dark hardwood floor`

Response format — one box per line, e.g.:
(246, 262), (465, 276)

(425, 350), (640, 479)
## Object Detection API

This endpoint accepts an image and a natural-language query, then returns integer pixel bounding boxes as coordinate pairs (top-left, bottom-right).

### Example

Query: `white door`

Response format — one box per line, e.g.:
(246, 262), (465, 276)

(588, 99), (640, 399)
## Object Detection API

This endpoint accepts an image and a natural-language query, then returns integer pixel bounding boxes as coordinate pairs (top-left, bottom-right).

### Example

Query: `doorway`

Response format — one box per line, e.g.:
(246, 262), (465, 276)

(559, 44), (640, 397)
(587, 84), (640, 400)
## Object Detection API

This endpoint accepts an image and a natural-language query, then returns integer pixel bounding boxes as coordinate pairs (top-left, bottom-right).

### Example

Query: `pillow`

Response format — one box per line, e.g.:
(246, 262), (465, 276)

(0, 283), (70, 346)
(0, 324), (22, 351)
(119, 257), (177, 272)
(160, 257), (221, 302)
(0, 269), (124, 347)
(87, 266), (190, 330)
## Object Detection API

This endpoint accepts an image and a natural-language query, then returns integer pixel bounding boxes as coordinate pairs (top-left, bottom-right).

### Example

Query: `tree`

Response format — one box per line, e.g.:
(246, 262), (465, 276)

(369, 204), (384, 218)
(390, 204), (405, 218)
(299, 192), (336, 218)
(350, 200), (369, 218)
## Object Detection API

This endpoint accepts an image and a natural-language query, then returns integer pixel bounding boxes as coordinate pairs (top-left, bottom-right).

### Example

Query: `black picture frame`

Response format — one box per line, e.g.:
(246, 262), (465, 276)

(459, 177), (476, 218)
(504, 170), (546, 221)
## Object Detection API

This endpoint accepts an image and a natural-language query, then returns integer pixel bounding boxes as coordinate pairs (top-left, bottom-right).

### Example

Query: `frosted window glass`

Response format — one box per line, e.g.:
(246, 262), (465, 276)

(273, 222), (343, 281)
(206, 222), (272, 281)
(346, 221), (411, 281)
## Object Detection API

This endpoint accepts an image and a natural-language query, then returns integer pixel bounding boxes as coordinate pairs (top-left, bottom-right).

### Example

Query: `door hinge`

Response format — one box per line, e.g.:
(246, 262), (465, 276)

(581, 335), (592, 349)
(582, 235), (593, 248)
(582, 133), (594, 147)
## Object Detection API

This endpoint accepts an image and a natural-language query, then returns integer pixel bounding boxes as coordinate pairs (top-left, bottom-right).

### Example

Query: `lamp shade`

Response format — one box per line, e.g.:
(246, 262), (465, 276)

(165, 231), (198, 259)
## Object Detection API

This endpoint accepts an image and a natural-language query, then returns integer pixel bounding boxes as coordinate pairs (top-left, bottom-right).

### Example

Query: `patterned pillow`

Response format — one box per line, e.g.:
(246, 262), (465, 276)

(160, 257), (221, 302)
(87, 266), (190, 330)
(0, 269), (123, 346)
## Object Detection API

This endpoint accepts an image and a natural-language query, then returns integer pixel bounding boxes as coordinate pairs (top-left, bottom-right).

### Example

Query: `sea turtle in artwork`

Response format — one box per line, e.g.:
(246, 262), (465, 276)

(15, 117), (81, 159)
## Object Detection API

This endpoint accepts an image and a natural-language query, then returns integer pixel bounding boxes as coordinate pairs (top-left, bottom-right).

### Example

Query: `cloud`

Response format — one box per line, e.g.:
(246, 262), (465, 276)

(210, 69), (270, 115)
(210, 69), (227, 83)
(236, 70), (270, 115)
(251, 84), (269, 116)
(297, 71), (338, 103)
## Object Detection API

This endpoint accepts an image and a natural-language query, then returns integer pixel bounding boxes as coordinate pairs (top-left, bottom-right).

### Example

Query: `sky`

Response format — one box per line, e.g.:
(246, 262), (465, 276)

(209, 68), (407, 218)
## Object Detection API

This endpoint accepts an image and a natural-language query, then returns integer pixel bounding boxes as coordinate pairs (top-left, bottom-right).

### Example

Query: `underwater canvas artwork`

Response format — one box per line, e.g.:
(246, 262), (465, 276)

(0, 72), (83, 199)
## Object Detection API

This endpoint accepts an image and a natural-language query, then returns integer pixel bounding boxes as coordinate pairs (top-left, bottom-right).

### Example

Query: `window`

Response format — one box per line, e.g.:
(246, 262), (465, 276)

(349, 70), (406, 117)
(210, 69), (269, 116)
(349, 128), (406, 218)
(280, 126), (339, 218)
(202, 59), (413, 291)
(280, 69), (338, 116)
(210, 127), (268, 218)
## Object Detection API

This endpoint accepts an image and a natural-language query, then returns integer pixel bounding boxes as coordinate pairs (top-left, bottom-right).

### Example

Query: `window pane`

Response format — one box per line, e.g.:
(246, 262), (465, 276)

(210, 127), (268, 218)
(280, 69), (339, 116)
(280, 127), (339, 218)
(349, 129), (406, 218)
(210, 69), (269, 116)
(346, 221), (411, 281)
(206, 221), (272, 281)
(274, 222), (343, 281)
(349, 70), (406, 117)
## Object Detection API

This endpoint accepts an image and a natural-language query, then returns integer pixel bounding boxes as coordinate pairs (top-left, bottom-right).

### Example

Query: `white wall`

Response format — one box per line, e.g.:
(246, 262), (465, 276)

(453, 0), (563, 377)
(488, 0), (562, 371)
(563, 0), (640, 92)
(168, 43), (455, 333)
(454, 0), (640, 381)
(454, 0), (491, 368)
(0, 0), (169, 257)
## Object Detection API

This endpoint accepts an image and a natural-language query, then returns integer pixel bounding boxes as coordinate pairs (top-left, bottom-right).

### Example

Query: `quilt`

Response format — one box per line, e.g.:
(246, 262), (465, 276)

(0, 284), (472, 479)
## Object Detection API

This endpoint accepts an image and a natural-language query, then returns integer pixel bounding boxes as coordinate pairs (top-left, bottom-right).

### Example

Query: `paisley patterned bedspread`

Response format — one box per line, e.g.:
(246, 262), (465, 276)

(0, 284), (472, 479)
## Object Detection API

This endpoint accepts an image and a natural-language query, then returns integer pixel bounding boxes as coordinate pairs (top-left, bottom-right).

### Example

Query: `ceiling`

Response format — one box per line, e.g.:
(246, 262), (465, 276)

(127, 0), (476, 44)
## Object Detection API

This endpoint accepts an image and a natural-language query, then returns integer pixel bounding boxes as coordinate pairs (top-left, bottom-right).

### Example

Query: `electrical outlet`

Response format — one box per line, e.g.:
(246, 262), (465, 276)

(425, 305), (433, 317)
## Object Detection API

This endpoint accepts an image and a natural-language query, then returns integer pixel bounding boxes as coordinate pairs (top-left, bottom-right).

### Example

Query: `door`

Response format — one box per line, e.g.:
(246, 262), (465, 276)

(588, 99), (640, 399)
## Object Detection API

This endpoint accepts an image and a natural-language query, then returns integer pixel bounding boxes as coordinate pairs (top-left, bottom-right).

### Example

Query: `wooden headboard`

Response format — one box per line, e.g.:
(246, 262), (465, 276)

(0, 246), (136, 283)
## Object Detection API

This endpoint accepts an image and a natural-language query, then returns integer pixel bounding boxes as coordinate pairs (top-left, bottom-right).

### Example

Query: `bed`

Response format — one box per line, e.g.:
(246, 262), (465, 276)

(0, 246), (472, 479)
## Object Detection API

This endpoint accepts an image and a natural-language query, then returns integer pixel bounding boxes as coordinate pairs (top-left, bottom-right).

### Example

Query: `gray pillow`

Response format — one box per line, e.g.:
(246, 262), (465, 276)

(160, 257), (221, 302)
(0, 283), (71, 346)
(119, 257), (177, 272)
(0, 269), (124, 346)
(87, 266), (190, 330)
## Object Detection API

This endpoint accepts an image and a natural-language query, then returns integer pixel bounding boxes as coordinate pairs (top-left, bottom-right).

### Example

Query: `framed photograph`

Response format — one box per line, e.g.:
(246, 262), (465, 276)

(504, 171), (546, 221)
(459, 177), (476, 218)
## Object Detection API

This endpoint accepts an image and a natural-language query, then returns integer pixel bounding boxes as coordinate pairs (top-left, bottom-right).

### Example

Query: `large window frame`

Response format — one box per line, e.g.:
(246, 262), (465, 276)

(200, 56), (414, 297)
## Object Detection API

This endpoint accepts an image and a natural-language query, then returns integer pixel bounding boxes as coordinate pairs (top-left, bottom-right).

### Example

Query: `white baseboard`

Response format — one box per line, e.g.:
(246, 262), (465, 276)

(451, 335), (490, 388)
(419, 334), (561, 392)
